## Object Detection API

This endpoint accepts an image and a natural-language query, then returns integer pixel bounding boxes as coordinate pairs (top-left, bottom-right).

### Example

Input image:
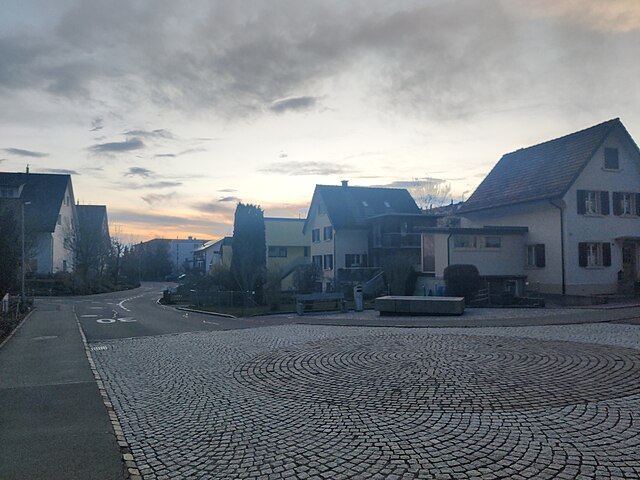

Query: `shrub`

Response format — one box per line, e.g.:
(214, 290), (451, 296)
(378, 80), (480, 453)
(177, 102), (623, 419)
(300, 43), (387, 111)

(443, 264), (480, 301)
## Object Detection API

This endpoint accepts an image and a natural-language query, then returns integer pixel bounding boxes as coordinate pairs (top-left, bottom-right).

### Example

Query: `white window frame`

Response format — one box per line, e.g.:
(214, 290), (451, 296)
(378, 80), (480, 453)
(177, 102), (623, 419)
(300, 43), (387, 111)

(587, 242), (603, 267)
(483, 236), (502, 249)
(585, 191), (599, 214)
(312, 228), (320, 243)
(621, 192), (635, 216)
(453, 235), (476, 249)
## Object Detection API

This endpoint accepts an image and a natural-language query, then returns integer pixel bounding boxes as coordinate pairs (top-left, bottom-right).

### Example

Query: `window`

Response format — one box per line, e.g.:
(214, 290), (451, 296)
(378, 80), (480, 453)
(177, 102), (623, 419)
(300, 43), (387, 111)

(577, 190), (609, 215)
(345, 254), (367, 267)
(453, 235), (476, 249)
(323, 254), (333, 270)
(312, 228), (320, 243)
(613, 192), (639, 216)
(323, 226), (333, 241)
(303, 246), (310, 257)
(62, 260), (68, 272)
(579, 242), (611, 267)
(484, 236), (502, 249)
(604, 148), (619, 170)
(268, 246), (287, 257)
(57, 214), (62, 225)
(65, 195), (70, 206)
(526, 244), (546, 268)
(312, 255), (323, 268)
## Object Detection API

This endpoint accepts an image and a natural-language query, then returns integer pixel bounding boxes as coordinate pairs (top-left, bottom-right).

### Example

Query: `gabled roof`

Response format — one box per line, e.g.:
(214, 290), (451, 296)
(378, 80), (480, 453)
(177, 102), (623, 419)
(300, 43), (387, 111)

(77, 205), (109, 242)
(460, 118), (635, 213)
(0, 172), (71, 232)
(304, 184), (421, 232)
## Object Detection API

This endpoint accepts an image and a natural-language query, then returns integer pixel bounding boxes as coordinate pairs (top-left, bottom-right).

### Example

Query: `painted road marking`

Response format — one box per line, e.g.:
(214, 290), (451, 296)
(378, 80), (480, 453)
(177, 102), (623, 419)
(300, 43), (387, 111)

(97, 318), (116, 324)
(89, 306), (104, 310)
(118, 317), (136, 322)
(203, 320), (219, 325)
(90, 345), (108, 351)
(81, 314), (99, 318)
(97, 317), (137, 324)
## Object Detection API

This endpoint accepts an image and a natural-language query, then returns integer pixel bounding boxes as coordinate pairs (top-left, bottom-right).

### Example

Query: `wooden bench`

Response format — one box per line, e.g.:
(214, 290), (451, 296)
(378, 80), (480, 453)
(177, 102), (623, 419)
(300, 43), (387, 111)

(296, 293), (346, 316)
(375, 296), (465, 316)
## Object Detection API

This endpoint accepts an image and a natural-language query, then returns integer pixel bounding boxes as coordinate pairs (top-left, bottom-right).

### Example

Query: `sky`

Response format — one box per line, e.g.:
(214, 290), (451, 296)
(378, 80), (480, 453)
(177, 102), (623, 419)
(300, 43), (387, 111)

(2, 0), (640, 242)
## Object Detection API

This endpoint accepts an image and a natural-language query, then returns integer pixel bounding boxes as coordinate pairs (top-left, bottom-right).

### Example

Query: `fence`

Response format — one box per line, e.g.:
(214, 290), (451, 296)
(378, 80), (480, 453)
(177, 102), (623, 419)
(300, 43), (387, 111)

(1, 294), (32, 340)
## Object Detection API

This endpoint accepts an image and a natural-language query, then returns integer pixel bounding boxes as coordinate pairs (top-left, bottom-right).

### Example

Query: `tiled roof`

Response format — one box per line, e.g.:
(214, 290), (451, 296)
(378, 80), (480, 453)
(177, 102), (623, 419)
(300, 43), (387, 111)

(308, 184), (421, 230)
(77, 205), (109, 239)
(460, 118), (624, 213)
(0, 172), (71, 232)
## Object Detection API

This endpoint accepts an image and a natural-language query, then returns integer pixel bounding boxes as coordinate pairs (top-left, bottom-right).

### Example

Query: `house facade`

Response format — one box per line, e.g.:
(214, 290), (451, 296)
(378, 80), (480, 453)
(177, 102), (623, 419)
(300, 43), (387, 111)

(0, 171), (77, 275)
(304, 181), (437, 292)
(193, 237), (233, 274)
(438, 118), (640, 296)
(264, 217), (310, 290)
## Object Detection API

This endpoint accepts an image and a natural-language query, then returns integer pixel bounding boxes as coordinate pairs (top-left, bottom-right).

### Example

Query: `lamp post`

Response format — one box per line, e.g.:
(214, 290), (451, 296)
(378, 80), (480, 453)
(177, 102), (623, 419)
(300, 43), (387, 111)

(21, 201), (31, 303)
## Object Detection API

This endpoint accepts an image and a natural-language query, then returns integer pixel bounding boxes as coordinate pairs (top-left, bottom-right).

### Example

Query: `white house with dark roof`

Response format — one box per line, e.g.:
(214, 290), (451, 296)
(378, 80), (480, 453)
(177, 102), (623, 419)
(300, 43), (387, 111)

(0, 171), (78, 275)
(442, 118), (640, 296)
(304, 181), (438, 292)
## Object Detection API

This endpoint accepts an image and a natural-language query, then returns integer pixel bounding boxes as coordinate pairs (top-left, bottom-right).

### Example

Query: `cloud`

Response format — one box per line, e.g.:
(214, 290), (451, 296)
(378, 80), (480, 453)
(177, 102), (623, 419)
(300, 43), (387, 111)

(124, 166), (154, 178)
(260, 160), (355, 176)
(90, 117), (103, 131)
(145, 180), (182, 189)
(89, 138), (145, 153)
(218, 188), (237, 193)
(123, 128), (174, 139)
(141, 192), (175, 205)
(375, 177), (449, 189)
(510, 0), (640, 33)
(38, 168), (80, 175)
(2, 147), (48, 157)
(109, 209), (226, 228)
(269, 96), (318, 113)
(154, 153), (176, 158)
(191, 200), (234, 214)
(278, 152), (288, 158)
(218, 196), (240, 203)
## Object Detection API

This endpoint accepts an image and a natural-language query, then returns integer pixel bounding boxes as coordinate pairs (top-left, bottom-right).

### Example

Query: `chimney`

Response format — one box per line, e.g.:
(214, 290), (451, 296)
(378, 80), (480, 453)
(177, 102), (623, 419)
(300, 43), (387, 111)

(26, 164), (30, 174)
(341, 180), (349, 187)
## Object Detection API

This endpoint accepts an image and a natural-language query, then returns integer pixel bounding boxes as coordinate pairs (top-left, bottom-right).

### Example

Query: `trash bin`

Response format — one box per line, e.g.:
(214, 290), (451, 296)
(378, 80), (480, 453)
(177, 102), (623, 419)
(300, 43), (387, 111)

(354, 285), (364, 312)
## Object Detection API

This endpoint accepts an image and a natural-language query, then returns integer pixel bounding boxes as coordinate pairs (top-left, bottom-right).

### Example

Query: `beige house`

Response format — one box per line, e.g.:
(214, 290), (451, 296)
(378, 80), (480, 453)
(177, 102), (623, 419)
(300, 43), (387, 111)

(265, 217), (310, 290)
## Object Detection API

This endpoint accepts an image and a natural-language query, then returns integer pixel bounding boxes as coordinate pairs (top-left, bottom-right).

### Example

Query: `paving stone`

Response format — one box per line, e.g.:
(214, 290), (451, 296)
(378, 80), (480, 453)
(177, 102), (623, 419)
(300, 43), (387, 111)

(91, 323), (640, 479)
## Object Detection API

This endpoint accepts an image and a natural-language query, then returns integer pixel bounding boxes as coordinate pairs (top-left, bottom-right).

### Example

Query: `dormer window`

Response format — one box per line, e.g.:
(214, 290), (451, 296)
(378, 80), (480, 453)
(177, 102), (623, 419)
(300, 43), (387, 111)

(604, 148), (619, 170)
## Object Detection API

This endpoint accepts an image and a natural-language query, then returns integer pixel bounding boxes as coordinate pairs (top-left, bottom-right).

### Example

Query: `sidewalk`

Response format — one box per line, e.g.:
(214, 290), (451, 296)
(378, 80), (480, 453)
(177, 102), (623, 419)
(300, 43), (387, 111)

(0, 301), (125, 480)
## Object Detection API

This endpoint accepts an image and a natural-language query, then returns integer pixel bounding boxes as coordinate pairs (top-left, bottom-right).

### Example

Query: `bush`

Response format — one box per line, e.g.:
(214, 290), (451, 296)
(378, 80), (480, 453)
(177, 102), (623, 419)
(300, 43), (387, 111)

(443, 264), (480, 301)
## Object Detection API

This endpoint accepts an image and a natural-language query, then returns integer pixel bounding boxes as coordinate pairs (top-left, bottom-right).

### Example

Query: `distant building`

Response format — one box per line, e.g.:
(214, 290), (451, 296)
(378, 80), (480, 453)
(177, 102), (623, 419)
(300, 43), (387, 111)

(265, 217), (310, 290)
(193, 237), (233, 274)
(0, 171), (77, 275)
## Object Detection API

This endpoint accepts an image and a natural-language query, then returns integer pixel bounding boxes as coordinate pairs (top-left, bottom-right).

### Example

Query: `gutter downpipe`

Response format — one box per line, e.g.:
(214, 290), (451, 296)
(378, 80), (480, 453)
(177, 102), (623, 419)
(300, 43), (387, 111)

(549, 200), (566, 294)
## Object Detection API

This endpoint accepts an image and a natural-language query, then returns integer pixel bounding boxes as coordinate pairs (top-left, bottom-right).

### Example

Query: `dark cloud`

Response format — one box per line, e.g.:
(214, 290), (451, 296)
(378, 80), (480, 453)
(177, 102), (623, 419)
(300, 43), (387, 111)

(2, 147), (48, 157)
(378, 177), (449, 189)
(141, 192), (175, 205)
(109, 209), (226, 228)
(90, 138), (145, 153)
(154, 153), (176, 158)
(218, 188), (237, 193)
(124, 129), (174, 139)
(269, 96), (318, 113)
(191, 201), (234, 214)
(38, 168), (80, 175)
(218, 196), (240, 203)
(124, 166), (154, 178)
(260, 160), (354, 176)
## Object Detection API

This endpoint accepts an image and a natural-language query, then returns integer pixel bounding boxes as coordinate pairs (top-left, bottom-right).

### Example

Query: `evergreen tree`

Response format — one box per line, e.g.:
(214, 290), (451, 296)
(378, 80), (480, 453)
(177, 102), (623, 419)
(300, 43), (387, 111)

(230, 203), (266, 293)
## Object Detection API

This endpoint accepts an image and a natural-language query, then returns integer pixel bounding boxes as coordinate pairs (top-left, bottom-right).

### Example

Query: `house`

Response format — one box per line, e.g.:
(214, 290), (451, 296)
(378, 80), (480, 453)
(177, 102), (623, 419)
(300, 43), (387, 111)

(304, 181), (438, 292)
(265, 217), (310, 290)
(0, 171), (77, 275)
(426, 118), (640, 296)
(193, 237), (233, 274)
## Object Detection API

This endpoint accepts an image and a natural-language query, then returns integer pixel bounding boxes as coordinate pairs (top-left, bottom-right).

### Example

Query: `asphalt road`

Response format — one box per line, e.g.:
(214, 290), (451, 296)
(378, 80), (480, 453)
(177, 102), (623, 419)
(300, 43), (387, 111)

(70, 283), (297, 342)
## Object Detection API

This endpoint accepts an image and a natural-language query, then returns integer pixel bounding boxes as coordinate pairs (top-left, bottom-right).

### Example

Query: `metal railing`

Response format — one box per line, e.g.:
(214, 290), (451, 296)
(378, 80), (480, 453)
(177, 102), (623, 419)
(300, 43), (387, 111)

(372, 233), (421, 248)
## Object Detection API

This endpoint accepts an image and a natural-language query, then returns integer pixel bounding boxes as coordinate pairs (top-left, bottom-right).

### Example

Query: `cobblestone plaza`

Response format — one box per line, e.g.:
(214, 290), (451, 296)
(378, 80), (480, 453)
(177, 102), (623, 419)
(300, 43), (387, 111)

(92, 322), (640, 479)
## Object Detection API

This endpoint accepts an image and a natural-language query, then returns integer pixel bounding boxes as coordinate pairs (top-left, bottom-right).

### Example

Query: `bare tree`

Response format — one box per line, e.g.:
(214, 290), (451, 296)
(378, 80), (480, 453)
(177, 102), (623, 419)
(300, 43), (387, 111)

(407, 177), (452, 209)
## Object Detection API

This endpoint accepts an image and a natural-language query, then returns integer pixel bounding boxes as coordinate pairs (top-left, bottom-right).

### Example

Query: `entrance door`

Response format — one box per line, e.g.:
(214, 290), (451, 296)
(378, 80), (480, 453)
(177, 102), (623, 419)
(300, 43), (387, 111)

(622, 241), (638, 284)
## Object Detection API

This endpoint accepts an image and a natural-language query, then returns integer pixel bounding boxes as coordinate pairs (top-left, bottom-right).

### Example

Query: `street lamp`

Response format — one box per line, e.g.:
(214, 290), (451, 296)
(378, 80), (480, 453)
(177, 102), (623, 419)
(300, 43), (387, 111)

(21, 201), (31, 304)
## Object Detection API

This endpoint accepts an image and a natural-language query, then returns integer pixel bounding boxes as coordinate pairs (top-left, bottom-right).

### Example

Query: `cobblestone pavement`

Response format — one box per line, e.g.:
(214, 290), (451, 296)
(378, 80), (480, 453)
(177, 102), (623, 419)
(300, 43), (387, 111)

(92, 323), (640, 479)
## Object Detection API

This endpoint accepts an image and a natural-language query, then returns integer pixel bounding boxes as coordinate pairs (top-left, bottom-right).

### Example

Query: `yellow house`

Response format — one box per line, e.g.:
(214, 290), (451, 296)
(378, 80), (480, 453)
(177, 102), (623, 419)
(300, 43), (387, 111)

(265, 217), (310, 290)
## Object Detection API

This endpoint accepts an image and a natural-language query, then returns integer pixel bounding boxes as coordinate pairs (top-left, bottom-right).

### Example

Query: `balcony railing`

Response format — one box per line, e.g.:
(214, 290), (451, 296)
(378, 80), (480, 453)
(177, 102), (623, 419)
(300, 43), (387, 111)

(372, 233), (421, 248)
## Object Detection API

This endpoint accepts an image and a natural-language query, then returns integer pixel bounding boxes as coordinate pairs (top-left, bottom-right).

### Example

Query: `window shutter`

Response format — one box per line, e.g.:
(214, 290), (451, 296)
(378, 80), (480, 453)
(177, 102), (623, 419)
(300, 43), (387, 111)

(612, 192), (621, 216)
(600, 191), (610, 215)
(577, 190), (586, 214)
(578, 243), (588, 267)
(636, 193), (640, 216)
(602, 243), (611, 267)
(535, 244), (546, 268)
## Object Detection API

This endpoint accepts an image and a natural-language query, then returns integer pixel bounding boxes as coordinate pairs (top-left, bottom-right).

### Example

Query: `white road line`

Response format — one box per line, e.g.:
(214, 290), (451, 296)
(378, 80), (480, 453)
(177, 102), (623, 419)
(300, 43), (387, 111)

(203, 320), (219, 325)
(117, 299), (131, 312)
(81, 314), (99, 318)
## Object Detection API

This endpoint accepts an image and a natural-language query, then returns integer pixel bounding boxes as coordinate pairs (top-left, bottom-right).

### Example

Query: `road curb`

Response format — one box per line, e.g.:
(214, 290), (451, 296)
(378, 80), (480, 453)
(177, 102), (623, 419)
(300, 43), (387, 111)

(175, 306), (237, 319)
(73, 307), (143, 480)
(0, 308), (36, 351)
